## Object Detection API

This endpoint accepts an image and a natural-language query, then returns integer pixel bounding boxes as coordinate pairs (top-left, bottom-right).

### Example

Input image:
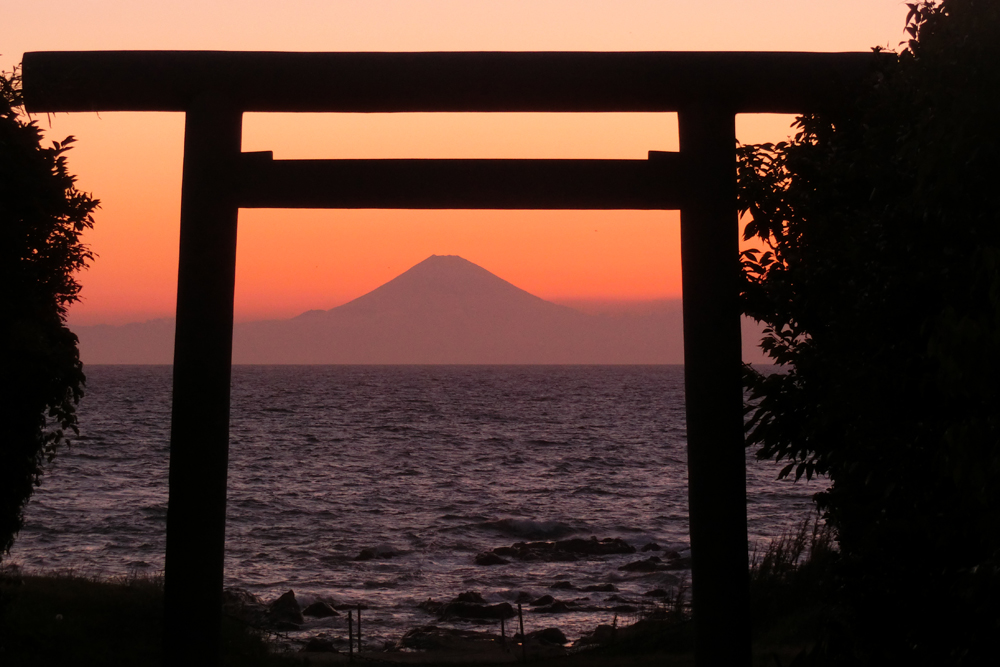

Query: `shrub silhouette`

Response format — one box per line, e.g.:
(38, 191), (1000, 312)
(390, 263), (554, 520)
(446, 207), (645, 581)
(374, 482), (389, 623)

(0, 66), (97, 559)
(739, 1), (1000, 663)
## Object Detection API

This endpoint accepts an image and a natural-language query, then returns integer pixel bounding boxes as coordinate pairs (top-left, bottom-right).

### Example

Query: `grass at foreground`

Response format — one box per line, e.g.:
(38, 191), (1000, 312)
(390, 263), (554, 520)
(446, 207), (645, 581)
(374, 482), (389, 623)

(0, 520), (835, 667)
(0, 568), (293, 667)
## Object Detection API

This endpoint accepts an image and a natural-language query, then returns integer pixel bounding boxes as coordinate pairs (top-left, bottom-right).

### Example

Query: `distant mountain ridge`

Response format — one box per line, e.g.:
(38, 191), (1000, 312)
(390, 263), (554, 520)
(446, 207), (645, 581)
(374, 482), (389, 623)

(73, 255), (705, 364)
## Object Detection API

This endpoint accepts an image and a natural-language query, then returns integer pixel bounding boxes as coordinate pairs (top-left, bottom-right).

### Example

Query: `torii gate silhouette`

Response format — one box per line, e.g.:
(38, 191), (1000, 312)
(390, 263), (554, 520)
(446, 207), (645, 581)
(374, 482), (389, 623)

(23, 50), (877, 667)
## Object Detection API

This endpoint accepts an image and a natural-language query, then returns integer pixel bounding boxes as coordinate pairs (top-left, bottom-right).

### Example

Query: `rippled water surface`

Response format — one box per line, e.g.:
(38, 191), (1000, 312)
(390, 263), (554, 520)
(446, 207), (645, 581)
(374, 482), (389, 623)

(12, 365), (824, 646)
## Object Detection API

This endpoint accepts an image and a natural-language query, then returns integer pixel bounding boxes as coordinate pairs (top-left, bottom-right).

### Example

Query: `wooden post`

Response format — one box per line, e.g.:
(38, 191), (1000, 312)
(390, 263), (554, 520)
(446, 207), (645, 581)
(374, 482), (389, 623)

(348, 610), (354, 662)
(162, 94), (242, 667)
(357, 605), (362, 653)
(678, 105), (752, 667)
(518, 603), (526, 662)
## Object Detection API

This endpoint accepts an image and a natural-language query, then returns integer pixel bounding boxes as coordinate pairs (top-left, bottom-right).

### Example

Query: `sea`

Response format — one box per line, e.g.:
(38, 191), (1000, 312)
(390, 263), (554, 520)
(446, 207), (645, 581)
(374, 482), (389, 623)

(10, 365), (823, 648)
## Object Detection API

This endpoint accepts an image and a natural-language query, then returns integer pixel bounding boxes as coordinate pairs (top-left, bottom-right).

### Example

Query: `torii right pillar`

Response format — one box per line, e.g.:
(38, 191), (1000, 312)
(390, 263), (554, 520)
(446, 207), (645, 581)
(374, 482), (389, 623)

(678, 104), (752, 667)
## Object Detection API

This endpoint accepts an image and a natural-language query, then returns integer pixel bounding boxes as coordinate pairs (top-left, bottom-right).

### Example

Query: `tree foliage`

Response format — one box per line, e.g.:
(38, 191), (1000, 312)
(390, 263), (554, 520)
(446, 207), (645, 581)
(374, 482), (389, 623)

(739, 1), (1000, 663)
(0, 66), (97, 559)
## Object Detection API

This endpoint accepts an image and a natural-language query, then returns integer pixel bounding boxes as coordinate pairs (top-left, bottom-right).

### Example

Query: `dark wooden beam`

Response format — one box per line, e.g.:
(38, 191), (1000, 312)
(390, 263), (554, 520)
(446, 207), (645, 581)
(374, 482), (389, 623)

(22, 50), (884, 114)
(236, 153), (687, 210)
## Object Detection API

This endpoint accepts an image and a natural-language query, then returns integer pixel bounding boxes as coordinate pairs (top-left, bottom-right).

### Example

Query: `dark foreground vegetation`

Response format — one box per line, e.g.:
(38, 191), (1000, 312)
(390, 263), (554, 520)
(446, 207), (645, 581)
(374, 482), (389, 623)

(740, 1), (1000, 663)
(0, 567), (293, 667)
(0, 522), (833, 666)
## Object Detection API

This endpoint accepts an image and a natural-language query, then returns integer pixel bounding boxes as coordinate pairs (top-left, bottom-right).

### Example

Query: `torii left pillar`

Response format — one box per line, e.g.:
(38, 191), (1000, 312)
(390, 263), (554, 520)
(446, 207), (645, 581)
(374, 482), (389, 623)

(162, 94), (242, 666)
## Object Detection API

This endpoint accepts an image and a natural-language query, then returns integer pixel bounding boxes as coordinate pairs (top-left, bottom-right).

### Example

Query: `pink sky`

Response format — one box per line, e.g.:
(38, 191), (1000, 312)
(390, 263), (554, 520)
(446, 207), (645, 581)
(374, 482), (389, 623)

(5, 1), (910, 325)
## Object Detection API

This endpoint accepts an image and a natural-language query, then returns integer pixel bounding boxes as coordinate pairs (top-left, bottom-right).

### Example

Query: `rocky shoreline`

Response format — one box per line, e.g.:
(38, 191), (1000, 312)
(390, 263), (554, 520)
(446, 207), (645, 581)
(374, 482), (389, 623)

(222, 535), (690, 659)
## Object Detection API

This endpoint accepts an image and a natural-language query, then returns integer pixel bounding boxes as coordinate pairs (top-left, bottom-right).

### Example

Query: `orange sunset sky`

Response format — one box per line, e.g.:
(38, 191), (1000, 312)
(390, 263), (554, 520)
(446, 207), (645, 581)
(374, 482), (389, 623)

(5, 1), (909, 326)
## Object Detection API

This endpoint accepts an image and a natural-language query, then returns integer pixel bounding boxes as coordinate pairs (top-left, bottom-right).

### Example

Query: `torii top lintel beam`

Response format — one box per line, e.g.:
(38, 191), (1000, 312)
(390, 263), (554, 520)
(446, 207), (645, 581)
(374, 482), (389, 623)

(22, 50), (884, 115)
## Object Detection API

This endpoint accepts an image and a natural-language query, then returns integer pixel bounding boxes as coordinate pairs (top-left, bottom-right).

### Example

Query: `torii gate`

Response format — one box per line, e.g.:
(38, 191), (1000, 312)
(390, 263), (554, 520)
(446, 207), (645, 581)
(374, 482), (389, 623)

(23, 50), (876, 667)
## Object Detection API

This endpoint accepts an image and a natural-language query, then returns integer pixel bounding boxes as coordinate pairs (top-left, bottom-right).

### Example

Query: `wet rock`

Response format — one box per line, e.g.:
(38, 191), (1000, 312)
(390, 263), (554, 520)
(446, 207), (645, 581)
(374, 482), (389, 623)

(456, 591), (486, 604)
(302, 601), (339, 618)
(354, 546), (397, 561)
(549, 581), (574, 590)
(663, 549), (682, 560)
(441, 601), (515, 621)
(488, 536), (634, 563)
(302, 637), (338, 652)
(619, 556), (665, 572)
(665, 556), (692, 570)
(474, 552), (509, 566)
(533, 601), (572, 614)
(641, 542), (662, 552)
(610, 604), (637, 613)
(643, 588), (669, 597)
(659, 573), (682, 586)
(268, 590), (305, 625)
(581, 583), (617, 592)
(513, 591), (534, 604)
(555, 537), (635, 556)
(418, 598), (445, 615)
(530, 595), (555, 606)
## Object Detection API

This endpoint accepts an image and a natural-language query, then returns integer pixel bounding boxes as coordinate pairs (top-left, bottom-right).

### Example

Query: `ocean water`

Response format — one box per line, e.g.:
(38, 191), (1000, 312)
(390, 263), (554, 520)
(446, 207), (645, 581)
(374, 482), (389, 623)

(10, 365), (823, 647)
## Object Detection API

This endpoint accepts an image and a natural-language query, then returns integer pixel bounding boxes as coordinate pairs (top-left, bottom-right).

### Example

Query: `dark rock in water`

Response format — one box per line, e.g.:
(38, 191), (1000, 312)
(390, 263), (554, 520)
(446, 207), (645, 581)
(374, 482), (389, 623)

(354, 546), (396, 561)
(659, 573), (682, 586)
(488, 535), (634, 563)
(456, 591), (486, 604)
(533, 601), (571, 614)
(302, 637), (338, 652)
(302, 601), (339, 618)
(532, 627), (568, 645)
(619, 556), (665, 572)
(441, 601), (515, 620)
(549, 581), (574, 590)
(398, 625), (500, 651)
(268, 590), (305, 625)
(665, 556), (692, 570)
(474, 552), (509, 566)
(513, 591), (535, 604)
(418, 598), (445, 615)
(643, 588), (669, 597)
(641, 542), (661, 552)
(530, 595), (555, 607)
(555, 537), (636, 556)
(582, 583), (617, 592)
(610, 604), (638, 613)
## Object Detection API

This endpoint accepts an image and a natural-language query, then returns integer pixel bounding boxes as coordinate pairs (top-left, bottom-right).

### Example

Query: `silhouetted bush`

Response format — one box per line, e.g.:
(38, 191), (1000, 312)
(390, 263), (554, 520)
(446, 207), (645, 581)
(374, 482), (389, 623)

(0, 67), (97, 559)
(740, 2), (1000, 664)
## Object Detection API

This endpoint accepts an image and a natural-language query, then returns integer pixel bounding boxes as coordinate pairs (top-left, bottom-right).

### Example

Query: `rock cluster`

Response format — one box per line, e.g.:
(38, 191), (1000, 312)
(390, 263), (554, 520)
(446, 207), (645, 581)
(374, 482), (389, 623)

(617, 553), (691, 572)
(222, 588), (342, 632)
(476, 536), (635, 565)
(419, 591), (515, 621)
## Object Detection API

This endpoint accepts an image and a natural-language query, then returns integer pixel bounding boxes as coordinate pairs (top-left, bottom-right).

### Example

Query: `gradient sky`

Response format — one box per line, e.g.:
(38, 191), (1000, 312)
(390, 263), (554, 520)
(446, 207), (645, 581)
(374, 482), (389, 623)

(4, 1), (910, 325)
